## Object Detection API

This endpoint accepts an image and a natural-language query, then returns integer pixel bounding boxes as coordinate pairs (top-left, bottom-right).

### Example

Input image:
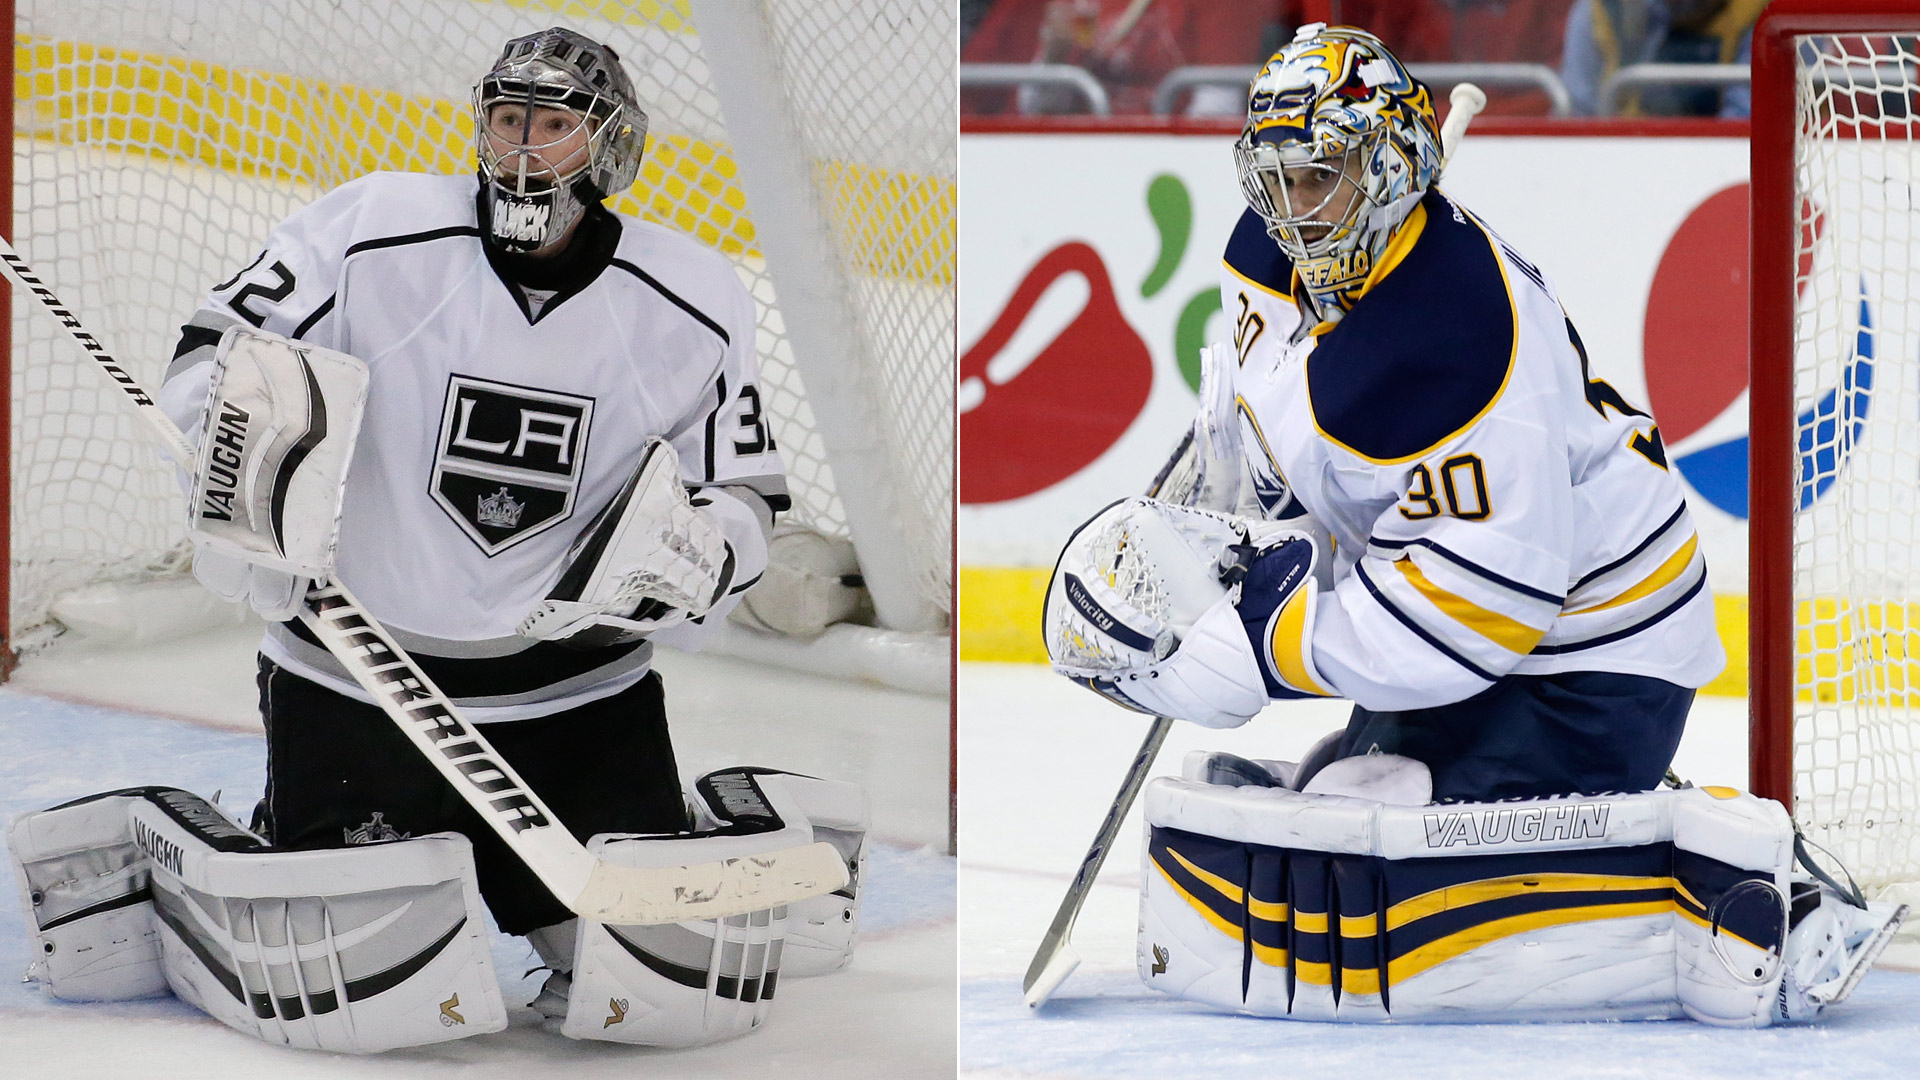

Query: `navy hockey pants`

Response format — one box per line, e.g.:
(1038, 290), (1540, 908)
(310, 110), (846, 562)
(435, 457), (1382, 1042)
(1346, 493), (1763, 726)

(1330, 670), (1693, 802)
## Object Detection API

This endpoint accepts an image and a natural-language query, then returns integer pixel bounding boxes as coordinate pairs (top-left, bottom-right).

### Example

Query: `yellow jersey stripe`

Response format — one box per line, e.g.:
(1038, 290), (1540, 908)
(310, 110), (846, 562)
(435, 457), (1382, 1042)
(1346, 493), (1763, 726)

(1341, 966), (1383, 996)
(1568, 535), (1700, 615)
(1252, 940), (1289, 967)
(1292, 910), (1329, 934)
(1224, 259), (1295, 302)
(1340, 912), (1378, 937)
(1393, 556), (1548, 655)
(1293, 958), (1334, 986)
(1357, 203), (1428, 298)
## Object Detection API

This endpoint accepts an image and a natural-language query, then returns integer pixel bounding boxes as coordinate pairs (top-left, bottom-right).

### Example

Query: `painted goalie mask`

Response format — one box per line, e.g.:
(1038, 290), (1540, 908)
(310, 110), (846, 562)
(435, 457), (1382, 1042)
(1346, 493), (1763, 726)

(472, 27), (647, 253)
(1233, 24), (1441, 320)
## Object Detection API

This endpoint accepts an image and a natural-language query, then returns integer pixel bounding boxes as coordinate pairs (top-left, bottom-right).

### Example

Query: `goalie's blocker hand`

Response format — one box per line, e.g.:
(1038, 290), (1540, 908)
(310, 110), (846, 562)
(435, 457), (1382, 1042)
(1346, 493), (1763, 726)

(1043, 498), (1330, 727)
(518, 438), (735, 645)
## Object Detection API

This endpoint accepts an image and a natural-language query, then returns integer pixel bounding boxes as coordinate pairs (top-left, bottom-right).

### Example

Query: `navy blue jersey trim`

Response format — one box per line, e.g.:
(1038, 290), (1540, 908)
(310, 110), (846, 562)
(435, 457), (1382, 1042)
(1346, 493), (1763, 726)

(1367, 536), (1565, 605)
(1305, 189), (1517, 463)
(610, 258), (730, 346)
(1356, 560), (1499, 682)
(1570, 502), (1689, 592)
(1223, 206), (1295, 299)
(1533, 569), (1708, 654)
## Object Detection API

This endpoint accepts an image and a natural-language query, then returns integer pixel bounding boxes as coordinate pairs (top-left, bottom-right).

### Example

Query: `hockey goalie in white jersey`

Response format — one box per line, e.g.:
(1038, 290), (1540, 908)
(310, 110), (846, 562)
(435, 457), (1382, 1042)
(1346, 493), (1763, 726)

(7, 28), (867, 1053)
(1044, 24), (1904, 1026)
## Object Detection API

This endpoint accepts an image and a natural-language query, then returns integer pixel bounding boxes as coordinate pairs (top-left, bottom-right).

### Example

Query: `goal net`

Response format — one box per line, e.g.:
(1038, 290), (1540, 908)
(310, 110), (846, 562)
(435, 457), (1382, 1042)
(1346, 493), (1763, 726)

(1755, 11), (1920, 904)
(5, 0), (954, 656)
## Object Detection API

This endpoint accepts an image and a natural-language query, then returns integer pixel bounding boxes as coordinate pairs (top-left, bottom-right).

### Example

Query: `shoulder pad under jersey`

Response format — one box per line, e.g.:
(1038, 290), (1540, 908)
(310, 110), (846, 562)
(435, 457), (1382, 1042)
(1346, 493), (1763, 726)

(1305, 189), (1517, 464)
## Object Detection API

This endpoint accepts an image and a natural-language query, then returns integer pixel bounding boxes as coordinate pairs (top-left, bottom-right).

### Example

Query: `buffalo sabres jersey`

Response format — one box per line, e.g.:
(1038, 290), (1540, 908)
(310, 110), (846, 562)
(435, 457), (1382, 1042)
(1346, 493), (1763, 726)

(161, 172), (785, 721)
(1217, 188), (1724, 712)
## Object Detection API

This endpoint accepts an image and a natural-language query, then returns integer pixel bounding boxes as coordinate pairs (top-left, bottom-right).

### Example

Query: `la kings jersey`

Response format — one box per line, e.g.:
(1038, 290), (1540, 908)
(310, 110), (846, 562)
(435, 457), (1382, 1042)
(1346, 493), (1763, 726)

(1218, 187), (1724, 713)
(161, 172), (785, 721)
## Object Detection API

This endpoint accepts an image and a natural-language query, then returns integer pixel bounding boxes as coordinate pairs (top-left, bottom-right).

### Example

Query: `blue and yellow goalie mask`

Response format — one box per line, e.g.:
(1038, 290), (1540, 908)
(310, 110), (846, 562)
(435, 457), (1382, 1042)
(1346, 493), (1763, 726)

(1233, 24), (1442, 318)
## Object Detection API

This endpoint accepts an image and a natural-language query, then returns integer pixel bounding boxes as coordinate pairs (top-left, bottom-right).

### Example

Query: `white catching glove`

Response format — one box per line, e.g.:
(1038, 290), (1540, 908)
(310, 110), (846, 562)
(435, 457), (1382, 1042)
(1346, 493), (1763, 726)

(183, 326), (368, 621)
(1043, 497), (1321, 728)
(518, 439), (735, 644)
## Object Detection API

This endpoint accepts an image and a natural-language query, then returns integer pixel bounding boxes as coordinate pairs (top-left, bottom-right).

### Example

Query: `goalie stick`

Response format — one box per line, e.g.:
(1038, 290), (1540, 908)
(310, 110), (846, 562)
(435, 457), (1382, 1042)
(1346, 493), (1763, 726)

(1024, 83), (1490, 1008)
(0, 238), (846, 926)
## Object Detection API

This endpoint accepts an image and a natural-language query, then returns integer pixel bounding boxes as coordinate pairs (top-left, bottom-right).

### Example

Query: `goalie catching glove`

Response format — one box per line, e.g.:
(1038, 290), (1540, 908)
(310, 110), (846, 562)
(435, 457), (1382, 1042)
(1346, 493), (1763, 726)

(1043, 497), (1332, 728)
(184, 326), (369, 620)
(519, 438), (735, 644)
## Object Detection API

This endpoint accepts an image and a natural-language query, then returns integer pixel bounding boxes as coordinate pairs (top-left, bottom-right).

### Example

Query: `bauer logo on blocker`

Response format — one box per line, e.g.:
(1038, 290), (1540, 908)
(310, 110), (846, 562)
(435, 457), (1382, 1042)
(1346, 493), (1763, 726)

(432, 375), (593, 554)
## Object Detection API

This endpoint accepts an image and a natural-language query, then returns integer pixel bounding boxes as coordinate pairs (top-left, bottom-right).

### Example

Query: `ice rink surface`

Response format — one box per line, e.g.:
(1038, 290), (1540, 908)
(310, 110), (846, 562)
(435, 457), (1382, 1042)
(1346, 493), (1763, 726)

(959, 662), (1920, 1079)
(0, 621), (955, 1078)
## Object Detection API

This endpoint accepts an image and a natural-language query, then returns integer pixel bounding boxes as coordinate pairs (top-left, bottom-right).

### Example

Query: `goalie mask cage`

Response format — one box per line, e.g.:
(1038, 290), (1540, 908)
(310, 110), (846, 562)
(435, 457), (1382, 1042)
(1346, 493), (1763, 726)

(2, 0), (954, 661)
(1752, 0), (1920, 899)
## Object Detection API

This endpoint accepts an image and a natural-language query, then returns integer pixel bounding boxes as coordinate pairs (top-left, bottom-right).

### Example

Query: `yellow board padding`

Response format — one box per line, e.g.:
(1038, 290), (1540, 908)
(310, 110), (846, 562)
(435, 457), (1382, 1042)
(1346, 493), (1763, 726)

(13, 35), (952, 284)
(963, 566), (1760, 698)
(958, 567), (1053, 663)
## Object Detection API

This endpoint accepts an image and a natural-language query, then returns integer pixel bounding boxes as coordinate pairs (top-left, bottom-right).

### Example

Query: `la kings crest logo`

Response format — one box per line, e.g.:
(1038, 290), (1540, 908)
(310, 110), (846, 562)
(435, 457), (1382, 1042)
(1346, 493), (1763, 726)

(431, 375), (593, 554)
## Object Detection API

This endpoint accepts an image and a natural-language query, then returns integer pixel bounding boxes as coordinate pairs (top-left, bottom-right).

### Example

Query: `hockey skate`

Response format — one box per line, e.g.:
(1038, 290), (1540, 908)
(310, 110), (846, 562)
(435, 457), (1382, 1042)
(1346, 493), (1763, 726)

(1776, 879), (1907, 1022)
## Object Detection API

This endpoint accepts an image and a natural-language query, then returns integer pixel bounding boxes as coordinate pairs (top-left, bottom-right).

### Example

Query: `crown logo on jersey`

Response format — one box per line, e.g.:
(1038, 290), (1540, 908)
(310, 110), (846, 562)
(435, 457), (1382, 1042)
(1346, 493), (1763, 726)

(477, 486), (526, 530)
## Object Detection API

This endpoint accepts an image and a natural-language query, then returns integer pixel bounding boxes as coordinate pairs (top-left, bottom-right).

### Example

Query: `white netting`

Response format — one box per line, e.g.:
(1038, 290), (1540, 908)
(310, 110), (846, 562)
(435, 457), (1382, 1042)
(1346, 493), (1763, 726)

(1790, 32), (1920, 892)
(7, 0), (953, 648)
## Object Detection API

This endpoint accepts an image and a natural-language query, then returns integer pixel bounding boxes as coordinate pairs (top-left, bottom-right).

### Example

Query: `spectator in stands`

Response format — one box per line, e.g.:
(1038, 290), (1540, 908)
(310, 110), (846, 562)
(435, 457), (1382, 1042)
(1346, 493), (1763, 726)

(1561, 0), (1764, 117)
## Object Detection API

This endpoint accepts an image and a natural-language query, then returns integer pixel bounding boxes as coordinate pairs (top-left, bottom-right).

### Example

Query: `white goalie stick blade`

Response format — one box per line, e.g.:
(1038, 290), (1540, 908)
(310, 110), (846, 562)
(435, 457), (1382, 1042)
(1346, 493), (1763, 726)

(1815, 903), (1909, 1008)
(298, 583), (848, 924)
(0, 238), (845, 926)
(1024, 716), (1173, 1008)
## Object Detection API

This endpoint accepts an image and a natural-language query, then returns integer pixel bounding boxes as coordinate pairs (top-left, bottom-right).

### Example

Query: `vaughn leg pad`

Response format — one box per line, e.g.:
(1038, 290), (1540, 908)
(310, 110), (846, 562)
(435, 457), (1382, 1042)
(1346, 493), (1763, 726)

(1139, 776), (1815, 1025)
(11, 787), (506, 1052)
(9, 789), (171, 1001)
(560, 768), (866, 1046)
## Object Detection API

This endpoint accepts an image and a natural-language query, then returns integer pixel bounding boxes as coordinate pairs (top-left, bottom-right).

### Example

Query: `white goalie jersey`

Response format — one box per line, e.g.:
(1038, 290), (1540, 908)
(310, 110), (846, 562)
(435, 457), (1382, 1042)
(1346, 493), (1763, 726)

(1216, 189), (1724, 712)
(159, 171), (784, 720)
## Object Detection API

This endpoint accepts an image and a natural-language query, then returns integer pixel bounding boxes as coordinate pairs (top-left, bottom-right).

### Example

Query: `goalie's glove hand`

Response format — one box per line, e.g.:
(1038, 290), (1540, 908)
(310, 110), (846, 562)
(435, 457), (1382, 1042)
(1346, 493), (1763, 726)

(1044, 497), (1324, 727)
(192, 546), (310, 622)
(518, 439), (735, 645)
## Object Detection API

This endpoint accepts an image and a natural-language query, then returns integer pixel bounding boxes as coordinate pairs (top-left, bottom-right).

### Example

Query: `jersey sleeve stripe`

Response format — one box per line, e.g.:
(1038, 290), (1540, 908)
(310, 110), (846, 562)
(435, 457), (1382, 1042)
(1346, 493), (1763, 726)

(1569, 502), (1688, 591)
(342, 224), (483, 258)
(292, 295), (336, 339)
(1531, 570), (1708, 655)
(701, 373), (728, 481)
(1356, 560), (1499, 682)
(610, 258), (730, 346)
(1565, 535), (1699, 615)
(1368, 536), (1565, 604)
(1393, 556), (1549, 655)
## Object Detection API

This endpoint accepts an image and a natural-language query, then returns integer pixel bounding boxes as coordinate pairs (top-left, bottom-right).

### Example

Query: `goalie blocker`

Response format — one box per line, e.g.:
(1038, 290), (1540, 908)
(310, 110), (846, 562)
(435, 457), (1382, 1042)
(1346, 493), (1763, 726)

(1140, 753), (1907, 1026)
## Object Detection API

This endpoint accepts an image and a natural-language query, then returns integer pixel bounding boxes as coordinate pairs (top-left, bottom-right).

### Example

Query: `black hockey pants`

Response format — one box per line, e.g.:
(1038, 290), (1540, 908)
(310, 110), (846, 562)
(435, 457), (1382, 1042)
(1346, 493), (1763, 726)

(254, 656), (689, 935)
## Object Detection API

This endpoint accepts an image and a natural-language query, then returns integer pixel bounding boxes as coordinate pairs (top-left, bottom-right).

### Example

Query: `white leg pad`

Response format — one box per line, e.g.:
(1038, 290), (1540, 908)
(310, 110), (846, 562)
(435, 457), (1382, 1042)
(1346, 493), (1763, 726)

(560, 768), (864, 1046)
(1136, 773), (1878, 1025)
(134, 789), (504, 1052)
(8, 789), (170, 1001)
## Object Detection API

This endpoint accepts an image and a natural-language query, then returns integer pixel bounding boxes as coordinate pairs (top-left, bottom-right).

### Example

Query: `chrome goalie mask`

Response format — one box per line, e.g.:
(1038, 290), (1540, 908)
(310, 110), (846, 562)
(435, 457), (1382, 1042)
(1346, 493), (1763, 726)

(473, 27), (647, 253)
(1233, 24), (1441, 319)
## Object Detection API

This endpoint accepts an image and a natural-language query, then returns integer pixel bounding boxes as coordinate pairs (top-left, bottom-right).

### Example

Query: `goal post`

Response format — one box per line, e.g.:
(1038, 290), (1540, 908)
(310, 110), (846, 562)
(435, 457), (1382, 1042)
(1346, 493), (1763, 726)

(4, 0), (953, 661)
(1751, 0), (1920, 896)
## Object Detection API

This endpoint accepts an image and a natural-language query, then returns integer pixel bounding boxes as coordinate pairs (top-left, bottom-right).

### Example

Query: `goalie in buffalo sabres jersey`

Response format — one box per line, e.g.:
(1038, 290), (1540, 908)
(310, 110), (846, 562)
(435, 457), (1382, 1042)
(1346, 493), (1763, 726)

(1053, 23), (1721, 801)
(1043, 24), (1905, 1030)
(122, 28), (868, 1049)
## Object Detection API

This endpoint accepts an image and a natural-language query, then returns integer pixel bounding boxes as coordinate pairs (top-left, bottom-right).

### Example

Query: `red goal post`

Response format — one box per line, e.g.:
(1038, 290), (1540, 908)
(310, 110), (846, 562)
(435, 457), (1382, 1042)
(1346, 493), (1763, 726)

(1751, 0), (1920, 894)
